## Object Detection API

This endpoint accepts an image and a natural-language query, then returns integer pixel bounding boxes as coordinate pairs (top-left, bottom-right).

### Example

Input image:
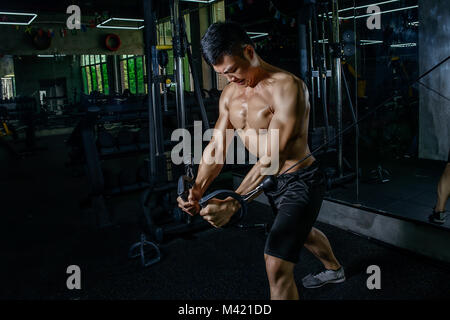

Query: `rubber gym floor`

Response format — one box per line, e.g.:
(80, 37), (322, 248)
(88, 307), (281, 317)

(2, 134), (450, 300)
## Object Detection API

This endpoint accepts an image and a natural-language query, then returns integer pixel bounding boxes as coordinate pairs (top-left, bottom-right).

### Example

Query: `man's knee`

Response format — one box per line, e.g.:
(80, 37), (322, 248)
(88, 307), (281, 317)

(304, 227), (319, 247)
(443, 164), (450, 179)
(264, 254), (294, 285)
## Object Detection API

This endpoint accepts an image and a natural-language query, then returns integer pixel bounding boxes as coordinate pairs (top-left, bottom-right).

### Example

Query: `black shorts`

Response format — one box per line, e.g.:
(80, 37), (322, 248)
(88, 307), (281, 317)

(264, 161), (326, 263)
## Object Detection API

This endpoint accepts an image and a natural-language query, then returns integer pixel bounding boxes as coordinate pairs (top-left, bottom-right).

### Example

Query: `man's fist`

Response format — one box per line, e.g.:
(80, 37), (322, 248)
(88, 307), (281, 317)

(199, 197), (240, 228)
(177, 188), (202, 216)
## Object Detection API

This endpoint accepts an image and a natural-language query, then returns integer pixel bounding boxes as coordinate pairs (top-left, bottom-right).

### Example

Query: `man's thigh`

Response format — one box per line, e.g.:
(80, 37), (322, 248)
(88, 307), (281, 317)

(264, 181), (325, 263)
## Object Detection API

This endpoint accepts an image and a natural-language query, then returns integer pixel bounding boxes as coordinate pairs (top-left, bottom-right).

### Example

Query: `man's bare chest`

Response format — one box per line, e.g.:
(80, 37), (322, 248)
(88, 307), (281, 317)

(228, 93), (274, 131)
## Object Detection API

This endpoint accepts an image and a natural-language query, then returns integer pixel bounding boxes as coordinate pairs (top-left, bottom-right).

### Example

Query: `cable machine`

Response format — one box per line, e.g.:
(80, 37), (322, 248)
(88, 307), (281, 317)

(129, 0), (213, 267)
(301, 0), (359, 189)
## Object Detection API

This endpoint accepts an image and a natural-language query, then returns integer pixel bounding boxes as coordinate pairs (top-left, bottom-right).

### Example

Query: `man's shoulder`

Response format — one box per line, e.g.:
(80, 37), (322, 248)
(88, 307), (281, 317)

(218, 82), (237, 108)
(220, 82), (236, 98)
(270, 71), (305, 92)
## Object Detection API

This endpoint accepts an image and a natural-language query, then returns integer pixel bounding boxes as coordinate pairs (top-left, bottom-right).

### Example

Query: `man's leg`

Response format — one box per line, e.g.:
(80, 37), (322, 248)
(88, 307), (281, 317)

(264, 254), (298, 300)
(304, 227), (341, 270)
(429, 163), (450, 224)
(435, 164), (450, 212)
(301, 227), (346, 288)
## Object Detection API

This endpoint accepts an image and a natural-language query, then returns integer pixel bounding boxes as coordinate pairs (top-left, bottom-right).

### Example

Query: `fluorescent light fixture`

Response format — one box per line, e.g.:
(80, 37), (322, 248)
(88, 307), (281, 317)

(97, 17), (145, 30)
(360, 40), (383, 45)
(181, 0), (216, 3)
(390, 42), (417, 48)
(315, 39), (384, 45)
(37, 54), (67, 58)
(339, 0), (401, 13)
(247, 32), (269, 40)
(320, 1), (402, 16)
(3, 74), (14, 78)
(341, 5), (419, 19)
(0, 11), (37, 25)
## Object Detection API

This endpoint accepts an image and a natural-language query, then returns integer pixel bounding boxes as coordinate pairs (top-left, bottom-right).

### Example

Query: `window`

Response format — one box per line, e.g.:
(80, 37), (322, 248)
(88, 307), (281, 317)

(80, 55), (109, 95)
(119, 55), (146, 95)
(211, 0), (227, 90)
(156, 14), (192, 92)
(211, 0), (225, 23)
(1, 76), (15, 100)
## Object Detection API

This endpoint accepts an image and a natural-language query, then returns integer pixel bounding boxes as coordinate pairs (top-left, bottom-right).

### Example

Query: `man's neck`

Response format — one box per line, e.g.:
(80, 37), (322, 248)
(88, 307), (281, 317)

(248, 57), (272, 88)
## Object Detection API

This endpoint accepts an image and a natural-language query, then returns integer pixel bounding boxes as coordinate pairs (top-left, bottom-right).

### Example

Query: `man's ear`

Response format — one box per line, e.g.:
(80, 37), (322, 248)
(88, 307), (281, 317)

(243, 44), (254, 61)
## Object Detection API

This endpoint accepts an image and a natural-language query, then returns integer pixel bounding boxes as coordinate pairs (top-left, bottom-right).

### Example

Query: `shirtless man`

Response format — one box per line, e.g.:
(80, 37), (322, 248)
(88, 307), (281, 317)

(177, 22), (345, 299)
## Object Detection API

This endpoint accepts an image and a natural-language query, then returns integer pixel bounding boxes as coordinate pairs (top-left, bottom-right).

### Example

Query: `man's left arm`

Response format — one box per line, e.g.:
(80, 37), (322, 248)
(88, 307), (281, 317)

(234, 78), (306, 198)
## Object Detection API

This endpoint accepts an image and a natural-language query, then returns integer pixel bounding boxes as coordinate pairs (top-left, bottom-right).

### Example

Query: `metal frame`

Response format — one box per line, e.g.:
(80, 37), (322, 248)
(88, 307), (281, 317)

(332, 0), (343, 177)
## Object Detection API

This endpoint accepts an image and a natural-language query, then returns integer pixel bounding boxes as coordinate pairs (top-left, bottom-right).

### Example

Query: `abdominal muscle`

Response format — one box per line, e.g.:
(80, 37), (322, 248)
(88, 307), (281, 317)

(235, 124), (315, 175)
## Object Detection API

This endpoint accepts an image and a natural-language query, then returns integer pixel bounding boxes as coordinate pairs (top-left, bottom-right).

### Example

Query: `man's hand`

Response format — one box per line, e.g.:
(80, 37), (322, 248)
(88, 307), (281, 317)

(177, 188), (202, 216)
(200, 197), (240, 228)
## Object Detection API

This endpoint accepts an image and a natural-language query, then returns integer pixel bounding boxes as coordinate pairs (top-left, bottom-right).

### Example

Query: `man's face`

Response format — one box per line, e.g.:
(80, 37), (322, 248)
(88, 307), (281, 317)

(212, 51), (254, 87)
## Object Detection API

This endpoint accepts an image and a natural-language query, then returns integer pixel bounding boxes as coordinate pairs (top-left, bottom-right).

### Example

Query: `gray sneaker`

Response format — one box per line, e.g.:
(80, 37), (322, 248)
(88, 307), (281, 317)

(429, 210), (447, 224)
(302, 267), (346, 288)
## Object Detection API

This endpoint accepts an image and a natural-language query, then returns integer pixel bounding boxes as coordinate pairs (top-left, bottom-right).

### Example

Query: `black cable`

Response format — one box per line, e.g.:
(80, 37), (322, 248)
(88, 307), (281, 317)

(279, 54), (450, 177)
(417, 80), (450, 102)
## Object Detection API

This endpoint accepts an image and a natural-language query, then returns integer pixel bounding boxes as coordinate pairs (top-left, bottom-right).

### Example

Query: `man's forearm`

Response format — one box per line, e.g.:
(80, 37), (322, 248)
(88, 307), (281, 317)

(192, 161), (223, 196)
(235, 158), (286, 199)
(192, 140), (226, 197)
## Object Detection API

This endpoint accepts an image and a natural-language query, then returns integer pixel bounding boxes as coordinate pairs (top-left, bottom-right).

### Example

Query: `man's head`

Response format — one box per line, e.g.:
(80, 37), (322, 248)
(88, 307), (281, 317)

(201, 21), (260, 87)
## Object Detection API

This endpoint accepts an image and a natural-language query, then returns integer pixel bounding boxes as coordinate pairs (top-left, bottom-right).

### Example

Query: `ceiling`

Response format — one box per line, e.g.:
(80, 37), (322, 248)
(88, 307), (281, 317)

(0, 0), (361, 20)
(0, 0), (418, 38)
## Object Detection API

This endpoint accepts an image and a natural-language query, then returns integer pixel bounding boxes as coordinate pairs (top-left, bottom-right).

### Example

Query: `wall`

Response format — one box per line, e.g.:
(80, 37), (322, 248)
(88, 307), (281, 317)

(0, 55), (14, 77)
(13, 55), (82, 105)
(0, 14), (144, 56)
(418, 0), (450, 160)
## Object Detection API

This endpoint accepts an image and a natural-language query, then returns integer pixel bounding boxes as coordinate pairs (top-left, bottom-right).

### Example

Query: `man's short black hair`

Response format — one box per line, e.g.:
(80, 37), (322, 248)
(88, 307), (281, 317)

(200, 21), (255, 66)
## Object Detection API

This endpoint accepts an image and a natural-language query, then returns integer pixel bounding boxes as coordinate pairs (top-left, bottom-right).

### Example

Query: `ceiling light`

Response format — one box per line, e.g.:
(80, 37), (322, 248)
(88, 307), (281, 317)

(339, 0), (401, 13)
(37, 54), (67, 58)
(390, 42), (417, 48)
(360, 40), (383, 45)
(341, 5), (419, 19)
(0, 11), (37, 25)
(180, 0), (216, 3)
(97, 17), (144, 30)
(247, 32), (268, 39)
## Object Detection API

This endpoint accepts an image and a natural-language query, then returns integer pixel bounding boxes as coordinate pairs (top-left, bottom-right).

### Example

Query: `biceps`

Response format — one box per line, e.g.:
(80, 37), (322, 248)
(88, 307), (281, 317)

(268, 115), (297, 152)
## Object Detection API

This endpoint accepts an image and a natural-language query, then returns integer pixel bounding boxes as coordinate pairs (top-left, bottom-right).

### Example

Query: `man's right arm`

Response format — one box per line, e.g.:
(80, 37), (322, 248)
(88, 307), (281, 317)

(178, 85), (234, 214)
(192, 85), (233, 196)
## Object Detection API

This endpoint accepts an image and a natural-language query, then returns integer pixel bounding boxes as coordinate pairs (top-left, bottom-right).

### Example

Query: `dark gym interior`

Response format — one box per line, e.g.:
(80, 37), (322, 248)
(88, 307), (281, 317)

(1, 0), (449, 302)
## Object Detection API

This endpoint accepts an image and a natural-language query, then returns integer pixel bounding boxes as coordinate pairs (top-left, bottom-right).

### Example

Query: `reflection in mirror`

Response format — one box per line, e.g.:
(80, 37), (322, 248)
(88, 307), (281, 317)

(316, 0), (449, 231)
